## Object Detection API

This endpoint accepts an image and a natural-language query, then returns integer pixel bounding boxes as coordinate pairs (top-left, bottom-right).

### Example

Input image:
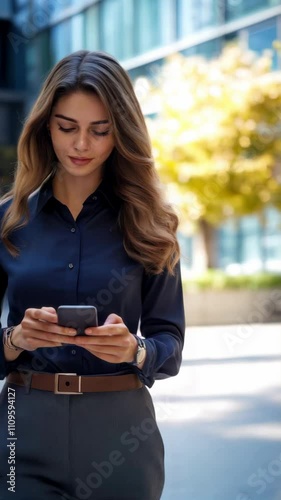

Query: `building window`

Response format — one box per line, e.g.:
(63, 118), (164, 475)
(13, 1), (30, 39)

(218, 208), (281, 273)
(180, 38), (222, 58)
(177, 0), (220, 39)
(121, 0), (136, 59)
(85, 4), (100, 51)
(239, 214), (263, 272)
(178, 233), (193, 270)
(50, 19), (72, 64)
(248, 19), (278, 69)
(0, 20), (9, 88)
(13, 0), (29, 9)
(100, 0), (125, 59)
(0, 102), (23, 145)
(50, 14), (85, 64)
(99, 0), (137, 60)
(218, 219), (239, 270)
(71, 13), (85, 52)
(225, 0), (280, 22)
(26, 30), (50, 91)
(263, 207), (281, 272)
(0, 103), (11, 145)
(158, 0), (176, 47)
(134, 0), (163, 55)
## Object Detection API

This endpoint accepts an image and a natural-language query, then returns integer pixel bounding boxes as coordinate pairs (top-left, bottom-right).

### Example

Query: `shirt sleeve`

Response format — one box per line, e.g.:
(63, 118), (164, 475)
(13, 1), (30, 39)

(135, 260), (185, 387)
(0, 261), (8, 379)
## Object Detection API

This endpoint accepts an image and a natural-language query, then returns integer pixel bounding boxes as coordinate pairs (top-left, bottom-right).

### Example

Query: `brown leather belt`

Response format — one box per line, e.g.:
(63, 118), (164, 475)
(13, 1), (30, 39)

(7, 371), (143, 395)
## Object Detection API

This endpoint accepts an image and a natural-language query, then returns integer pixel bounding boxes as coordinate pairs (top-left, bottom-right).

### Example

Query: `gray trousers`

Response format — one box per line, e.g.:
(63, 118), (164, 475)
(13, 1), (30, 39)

(0, 378), (164, 500)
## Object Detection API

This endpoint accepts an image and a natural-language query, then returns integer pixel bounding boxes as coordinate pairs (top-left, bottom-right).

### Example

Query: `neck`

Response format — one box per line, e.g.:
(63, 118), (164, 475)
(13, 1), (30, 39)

(52, 170), (102, 207)
(52, 172), (102, 221)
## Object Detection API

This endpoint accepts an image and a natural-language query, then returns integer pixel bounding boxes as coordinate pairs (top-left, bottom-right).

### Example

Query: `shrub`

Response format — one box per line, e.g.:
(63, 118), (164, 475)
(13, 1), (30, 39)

(183, 270), (281, 291)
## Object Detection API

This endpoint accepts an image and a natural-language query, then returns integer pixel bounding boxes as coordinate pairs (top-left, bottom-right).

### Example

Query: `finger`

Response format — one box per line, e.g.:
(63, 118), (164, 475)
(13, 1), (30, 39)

(22, 317), (77, 337)
(83, 345), (120, 358)
(103, 314), (123, 325)
(40, 307), (58, 320)
(26, 308), (58, 324)
(32, 329), (78, 344)
(29, 340), (63, 350)
(41, 307), (57, 314)
(84, 324), (126, 336)
(75, 333), (128, 348)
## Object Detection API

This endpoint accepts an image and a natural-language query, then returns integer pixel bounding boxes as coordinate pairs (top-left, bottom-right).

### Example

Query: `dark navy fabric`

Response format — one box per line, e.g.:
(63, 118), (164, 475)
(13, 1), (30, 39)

(0, 381), (165, 500)
(0, 174), (185, 387)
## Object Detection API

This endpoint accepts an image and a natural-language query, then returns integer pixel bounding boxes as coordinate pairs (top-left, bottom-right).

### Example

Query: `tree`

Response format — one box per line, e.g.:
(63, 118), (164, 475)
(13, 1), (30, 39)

(139, 46), (281, 269)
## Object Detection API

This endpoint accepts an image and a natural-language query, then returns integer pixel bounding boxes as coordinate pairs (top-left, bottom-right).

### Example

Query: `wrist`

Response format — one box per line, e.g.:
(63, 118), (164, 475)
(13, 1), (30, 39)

(3, 326), (23, 352)
(128, 335), (147, 367)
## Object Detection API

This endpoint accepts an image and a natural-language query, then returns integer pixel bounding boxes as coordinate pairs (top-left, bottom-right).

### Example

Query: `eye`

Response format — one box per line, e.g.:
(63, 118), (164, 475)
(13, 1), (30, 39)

(58, 125), (76, 133)
(93, 130), (110, 137)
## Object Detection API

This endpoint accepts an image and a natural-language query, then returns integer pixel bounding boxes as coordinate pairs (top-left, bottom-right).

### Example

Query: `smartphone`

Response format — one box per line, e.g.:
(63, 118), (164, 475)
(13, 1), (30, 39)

(57, 305), (98, 336)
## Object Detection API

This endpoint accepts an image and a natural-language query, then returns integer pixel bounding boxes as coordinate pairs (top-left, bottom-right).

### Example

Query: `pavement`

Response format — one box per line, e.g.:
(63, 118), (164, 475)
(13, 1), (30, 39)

(1, 319), (280, 500)
(150, 323), (281, 500)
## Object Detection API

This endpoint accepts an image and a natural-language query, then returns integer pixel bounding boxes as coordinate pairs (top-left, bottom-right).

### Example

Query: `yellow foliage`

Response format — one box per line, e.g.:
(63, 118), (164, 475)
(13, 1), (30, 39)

(141, 45), (281, 226)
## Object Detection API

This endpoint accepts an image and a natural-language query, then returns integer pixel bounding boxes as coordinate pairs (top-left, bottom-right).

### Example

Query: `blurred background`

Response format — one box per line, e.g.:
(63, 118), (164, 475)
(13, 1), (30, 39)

(1, 0), (281, 326)
(1, 2), (281, 499)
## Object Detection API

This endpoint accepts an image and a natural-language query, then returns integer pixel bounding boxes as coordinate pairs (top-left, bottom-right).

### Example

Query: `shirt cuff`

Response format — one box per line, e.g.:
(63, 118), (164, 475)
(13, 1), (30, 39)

(0, 328), (25, 380)
(132, 339), (156, 388)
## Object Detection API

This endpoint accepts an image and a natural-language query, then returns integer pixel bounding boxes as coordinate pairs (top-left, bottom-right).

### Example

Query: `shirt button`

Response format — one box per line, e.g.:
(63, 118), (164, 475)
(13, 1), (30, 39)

(71, 349), (76, 355)
(68, 263), (74, 269)
(92, 195), (97, 201)
(70, 227), (76, 233)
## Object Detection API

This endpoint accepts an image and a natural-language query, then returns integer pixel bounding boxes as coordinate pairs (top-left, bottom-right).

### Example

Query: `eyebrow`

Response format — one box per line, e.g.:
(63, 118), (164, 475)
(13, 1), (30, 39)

(54, 114), (109, 125)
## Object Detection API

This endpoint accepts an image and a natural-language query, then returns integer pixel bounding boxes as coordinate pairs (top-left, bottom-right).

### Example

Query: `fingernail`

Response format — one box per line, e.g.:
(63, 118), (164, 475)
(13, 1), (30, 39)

(86, 329), (92, 334)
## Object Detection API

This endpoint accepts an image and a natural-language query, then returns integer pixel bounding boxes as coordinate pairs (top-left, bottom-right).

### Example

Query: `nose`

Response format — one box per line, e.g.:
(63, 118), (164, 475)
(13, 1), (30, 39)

(73, 130), (90, 153)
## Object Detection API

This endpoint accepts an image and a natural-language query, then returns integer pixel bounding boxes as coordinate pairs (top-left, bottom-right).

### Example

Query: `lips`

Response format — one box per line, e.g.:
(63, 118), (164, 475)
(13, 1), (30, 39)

(69, 156), (93, 166)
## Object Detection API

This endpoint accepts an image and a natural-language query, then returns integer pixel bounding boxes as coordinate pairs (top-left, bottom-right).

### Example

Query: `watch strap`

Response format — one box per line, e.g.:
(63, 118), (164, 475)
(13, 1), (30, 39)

(130, 335), (146, 366)
(3, 327), (23, 352)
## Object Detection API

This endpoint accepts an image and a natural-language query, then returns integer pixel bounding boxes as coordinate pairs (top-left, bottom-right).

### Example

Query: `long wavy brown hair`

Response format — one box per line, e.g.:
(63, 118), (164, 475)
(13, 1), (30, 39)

(1, 50), (180, 274)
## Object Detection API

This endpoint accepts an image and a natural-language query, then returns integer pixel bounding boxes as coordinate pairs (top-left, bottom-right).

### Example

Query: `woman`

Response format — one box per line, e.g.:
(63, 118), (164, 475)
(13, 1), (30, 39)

(0, 50), (185, 500)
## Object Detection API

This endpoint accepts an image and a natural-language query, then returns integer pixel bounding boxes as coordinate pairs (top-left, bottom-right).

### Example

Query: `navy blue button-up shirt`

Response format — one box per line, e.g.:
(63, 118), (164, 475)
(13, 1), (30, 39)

(0, 174), (185, 387)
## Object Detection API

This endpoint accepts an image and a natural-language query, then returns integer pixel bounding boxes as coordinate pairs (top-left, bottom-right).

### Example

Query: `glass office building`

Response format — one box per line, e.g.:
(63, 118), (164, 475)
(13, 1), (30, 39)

(3, 0), (281, 271)
(0, 0), (26, 188)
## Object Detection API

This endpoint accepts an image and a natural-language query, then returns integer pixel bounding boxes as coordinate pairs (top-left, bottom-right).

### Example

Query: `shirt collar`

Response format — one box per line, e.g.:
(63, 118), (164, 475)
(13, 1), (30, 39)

(28, 172), (121, 219)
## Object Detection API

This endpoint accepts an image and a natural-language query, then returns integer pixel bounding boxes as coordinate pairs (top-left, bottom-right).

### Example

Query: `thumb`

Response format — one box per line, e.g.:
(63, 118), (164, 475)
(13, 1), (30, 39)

(41, 307), (57, 314)
(41, 307), (58, 322)
(104, 313), (123, 325)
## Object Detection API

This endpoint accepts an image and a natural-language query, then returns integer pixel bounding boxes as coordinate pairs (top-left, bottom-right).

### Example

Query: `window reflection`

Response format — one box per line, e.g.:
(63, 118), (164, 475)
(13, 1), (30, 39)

(248, 20), (278, 69)
(85, 5), (100, 51)
(226, 0), (280, 21)
(177, 0), (220, 38)
(218, 209), (281, 272)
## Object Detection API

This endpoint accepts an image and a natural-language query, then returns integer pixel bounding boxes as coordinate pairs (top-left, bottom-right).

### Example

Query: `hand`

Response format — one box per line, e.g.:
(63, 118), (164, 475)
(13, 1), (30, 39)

(11, 307), (77, 351)
(72, 313), (138, 364)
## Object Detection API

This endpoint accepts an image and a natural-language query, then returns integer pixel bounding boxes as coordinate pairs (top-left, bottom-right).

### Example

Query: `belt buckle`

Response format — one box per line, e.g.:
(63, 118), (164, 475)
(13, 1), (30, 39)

(54, 373), (83, 395)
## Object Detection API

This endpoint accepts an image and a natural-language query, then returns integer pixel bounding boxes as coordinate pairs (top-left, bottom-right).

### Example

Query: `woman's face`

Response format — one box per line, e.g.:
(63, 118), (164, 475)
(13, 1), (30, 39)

(49, 91), (115, 180)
